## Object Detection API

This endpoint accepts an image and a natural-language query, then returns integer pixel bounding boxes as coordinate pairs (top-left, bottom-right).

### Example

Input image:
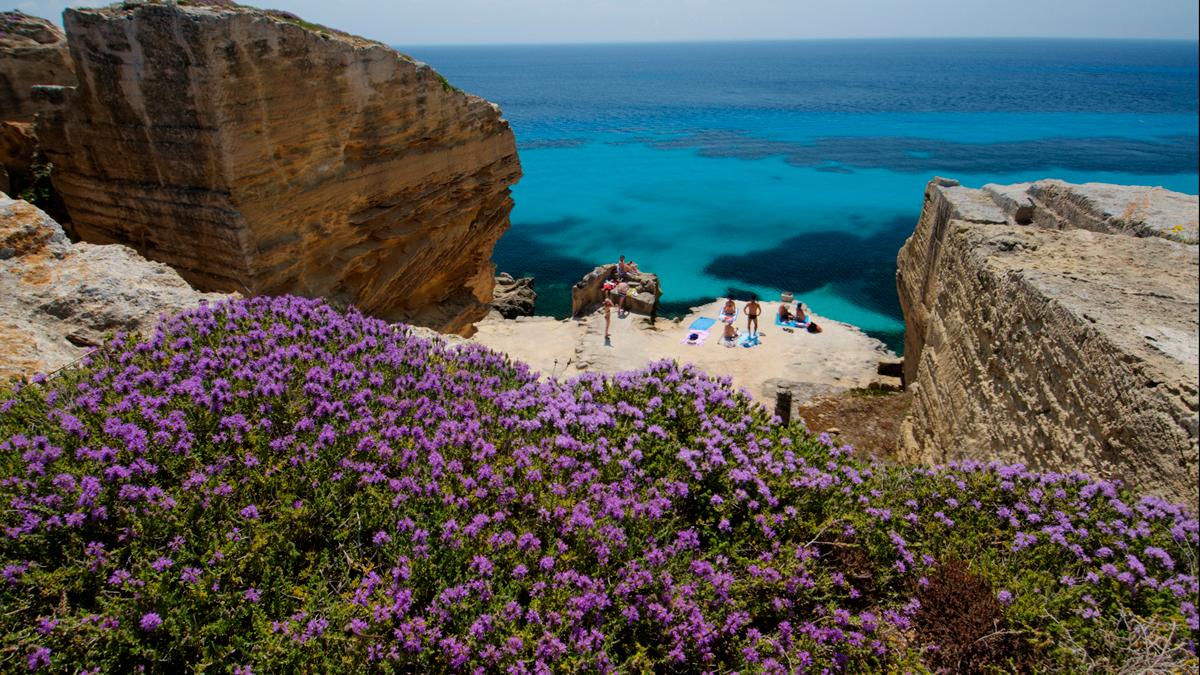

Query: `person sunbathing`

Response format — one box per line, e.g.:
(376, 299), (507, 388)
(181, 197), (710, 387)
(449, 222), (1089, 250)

(722, 322), (739, 345)
(778, 304), (793, 323)
(795, 302), (809, 325)
(721, 299), (737, 321)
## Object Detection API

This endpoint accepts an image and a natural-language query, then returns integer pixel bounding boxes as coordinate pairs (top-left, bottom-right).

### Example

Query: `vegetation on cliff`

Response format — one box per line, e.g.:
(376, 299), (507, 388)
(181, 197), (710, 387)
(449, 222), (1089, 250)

(1, 297), (1196, 672)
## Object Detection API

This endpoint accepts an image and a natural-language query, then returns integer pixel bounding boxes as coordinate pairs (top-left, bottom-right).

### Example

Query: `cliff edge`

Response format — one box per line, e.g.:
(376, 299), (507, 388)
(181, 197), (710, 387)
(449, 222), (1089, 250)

(896, 178), (1198, 502)
(37, 2), (521, 334)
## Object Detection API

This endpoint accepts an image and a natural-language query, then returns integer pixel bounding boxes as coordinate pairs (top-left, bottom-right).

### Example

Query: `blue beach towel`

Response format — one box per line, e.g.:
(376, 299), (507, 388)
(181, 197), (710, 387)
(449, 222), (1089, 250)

(738, 332), (762, 348)
(688, 317), (717, 331)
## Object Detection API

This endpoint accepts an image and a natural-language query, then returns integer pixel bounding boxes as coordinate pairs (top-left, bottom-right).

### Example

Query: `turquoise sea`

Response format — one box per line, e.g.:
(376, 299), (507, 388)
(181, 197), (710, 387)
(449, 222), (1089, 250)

(406, 40), (1200, 352)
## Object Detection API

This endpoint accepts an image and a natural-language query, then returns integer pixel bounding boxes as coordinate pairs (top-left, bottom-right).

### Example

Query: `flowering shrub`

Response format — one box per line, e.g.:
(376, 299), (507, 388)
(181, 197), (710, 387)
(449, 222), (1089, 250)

(1, 296), (1196, 672)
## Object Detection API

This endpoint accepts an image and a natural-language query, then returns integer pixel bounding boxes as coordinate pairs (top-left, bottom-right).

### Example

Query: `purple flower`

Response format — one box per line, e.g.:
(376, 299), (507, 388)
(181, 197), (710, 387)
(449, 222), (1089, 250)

(26, 646), (51, 671)
(139, 612), (163, 631)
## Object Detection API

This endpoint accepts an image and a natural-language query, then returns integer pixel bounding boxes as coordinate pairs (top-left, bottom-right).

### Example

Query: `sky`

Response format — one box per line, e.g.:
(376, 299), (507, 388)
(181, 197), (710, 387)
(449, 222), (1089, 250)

(12, 0), (1200, 45)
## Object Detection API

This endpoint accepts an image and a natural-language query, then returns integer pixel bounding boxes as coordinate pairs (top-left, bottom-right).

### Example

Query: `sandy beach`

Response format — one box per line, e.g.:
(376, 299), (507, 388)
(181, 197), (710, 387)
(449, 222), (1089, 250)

(470, 300), (897, 406)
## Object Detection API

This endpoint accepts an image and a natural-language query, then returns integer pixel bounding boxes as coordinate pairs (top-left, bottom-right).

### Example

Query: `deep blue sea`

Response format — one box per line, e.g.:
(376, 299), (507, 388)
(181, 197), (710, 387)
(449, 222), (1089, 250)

(405, 40), (1200, 352)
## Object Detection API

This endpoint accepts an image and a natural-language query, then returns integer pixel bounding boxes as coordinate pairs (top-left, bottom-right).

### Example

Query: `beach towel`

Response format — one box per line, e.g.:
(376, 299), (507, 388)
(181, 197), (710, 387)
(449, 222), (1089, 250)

(681, 329), (710, 346)
(738, 332), (762, 348)
(775, 316), (809, 329)
(688, 317), (717, 331)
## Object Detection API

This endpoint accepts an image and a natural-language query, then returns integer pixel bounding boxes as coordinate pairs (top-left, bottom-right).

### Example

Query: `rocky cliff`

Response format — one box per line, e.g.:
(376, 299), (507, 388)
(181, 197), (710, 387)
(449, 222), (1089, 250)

(38, 3), (521, 334)
(0, 192), (226, 381)
(0, 11), (76, 122)
(896, 177), (1198, 502)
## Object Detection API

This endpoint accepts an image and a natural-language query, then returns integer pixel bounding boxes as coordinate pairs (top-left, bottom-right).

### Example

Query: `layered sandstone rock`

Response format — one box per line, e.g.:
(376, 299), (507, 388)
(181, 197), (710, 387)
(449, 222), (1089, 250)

(896, 177), (1199, 502)
(0, 193), (227, 381)
(0, 11), (76, 122)
(38, 3), (521, 334)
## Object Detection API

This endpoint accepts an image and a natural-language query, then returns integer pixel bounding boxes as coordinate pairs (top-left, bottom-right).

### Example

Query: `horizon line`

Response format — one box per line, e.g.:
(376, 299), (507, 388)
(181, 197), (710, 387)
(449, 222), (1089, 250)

(398, 35), (1200, 49)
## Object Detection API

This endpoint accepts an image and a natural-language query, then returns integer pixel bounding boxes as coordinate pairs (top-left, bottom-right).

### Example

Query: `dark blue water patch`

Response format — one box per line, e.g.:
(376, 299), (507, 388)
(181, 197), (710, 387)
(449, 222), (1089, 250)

(408, 39), (1200, 130)
(492, 218), (597, 318)
(639, 131), (1199, 175)
(703, 214), (915, 351)
(519, 138), (589, 150)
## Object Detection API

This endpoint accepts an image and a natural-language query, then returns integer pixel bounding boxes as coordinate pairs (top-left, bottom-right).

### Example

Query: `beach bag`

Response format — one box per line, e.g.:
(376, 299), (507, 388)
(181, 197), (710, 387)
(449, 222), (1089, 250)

(807, 322), (822, 334)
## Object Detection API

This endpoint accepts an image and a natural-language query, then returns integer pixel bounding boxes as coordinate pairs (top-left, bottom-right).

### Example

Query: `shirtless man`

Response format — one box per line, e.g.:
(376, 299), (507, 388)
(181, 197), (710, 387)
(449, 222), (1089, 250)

(603, 298), (614, 341)
(617, 255), (638, 280)
(745, 297), (761, 336)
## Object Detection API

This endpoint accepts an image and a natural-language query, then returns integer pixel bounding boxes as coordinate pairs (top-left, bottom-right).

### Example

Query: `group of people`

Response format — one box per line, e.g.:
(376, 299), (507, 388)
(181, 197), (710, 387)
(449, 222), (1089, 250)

(718, 297), (818, 345)
(603, 255), (640, 341)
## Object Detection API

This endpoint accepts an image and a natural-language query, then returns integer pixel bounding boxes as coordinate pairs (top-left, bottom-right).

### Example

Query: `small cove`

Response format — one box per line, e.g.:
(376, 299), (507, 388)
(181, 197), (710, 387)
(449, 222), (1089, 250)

(406, 39), (1200, 353)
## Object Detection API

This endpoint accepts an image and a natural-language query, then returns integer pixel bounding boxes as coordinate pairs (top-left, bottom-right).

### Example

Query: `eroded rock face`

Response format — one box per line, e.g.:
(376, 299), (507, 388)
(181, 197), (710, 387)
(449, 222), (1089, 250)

(0, 193), (227, 381)
(896, 177), (1199, 502)
(38, 3), (521, 335)
(0, 11), (76, 122)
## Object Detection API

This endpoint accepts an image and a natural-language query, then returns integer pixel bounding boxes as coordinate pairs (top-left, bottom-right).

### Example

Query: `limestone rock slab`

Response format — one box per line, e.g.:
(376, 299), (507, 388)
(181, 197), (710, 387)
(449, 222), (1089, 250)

(896, 178), (1199, 502)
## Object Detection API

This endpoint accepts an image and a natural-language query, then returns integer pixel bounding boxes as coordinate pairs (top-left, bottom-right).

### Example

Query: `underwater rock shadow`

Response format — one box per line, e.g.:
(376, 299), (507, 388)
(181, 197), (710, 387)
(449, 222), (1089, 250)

(702, 213), (915, 321)
(643, 130), (1200, 176)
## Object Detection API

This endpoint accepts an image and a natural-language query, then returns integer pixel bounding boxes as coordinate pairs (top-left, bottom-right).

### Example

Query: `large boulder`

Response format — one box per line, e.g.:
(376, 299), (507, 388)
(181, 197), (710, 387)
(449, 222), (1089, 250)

(896, 177), (1198, 502)
(0, 193), (227, 381)
(0, 11), (76, 122)
(571, 264), (662, 317)
(37, 3), (521, 335)
(491, 272), (537, 319)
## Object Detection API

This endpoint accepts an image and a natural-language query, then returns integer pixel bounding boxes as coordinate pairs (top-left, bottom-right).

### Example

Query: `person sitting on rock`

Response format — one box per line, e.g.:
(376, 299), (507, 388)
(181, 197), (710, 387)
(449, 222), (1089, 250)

(617, 255), (639, 280)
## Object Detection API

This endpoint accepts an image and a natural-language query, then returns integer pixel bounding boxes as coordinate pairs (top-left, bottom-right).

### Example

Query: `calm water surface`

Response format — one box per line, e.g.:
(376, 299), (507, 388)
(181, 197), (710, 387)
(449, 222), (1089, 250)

(405, 39), (1200, 352)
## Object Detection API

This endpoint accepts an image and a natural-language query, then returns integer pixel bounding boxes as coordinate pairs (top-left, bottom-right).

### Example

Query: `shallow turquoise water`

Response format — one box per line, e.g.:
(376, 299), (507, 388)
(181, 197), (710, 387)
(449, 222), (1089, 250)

(407, 40), (1199, 352)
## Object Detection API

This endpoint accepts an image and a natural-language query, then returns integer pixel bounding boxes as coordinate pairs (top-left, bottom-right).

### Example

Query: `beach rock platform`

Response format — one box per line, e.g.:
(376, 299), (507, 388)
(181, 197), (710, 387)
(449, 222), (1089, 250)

(571, 264), (662, 317)
(896, 177), (1199, 502)
(472, 299), (894, 410)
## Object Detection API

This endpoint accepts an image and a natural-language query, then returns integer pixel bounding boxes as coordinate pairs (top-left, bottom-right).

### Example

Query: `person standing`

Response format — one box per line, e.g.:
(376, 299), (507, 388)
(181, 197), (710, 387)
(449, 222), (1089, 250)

(745, 296), (761, 336)
(603, 298), (614, 343)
